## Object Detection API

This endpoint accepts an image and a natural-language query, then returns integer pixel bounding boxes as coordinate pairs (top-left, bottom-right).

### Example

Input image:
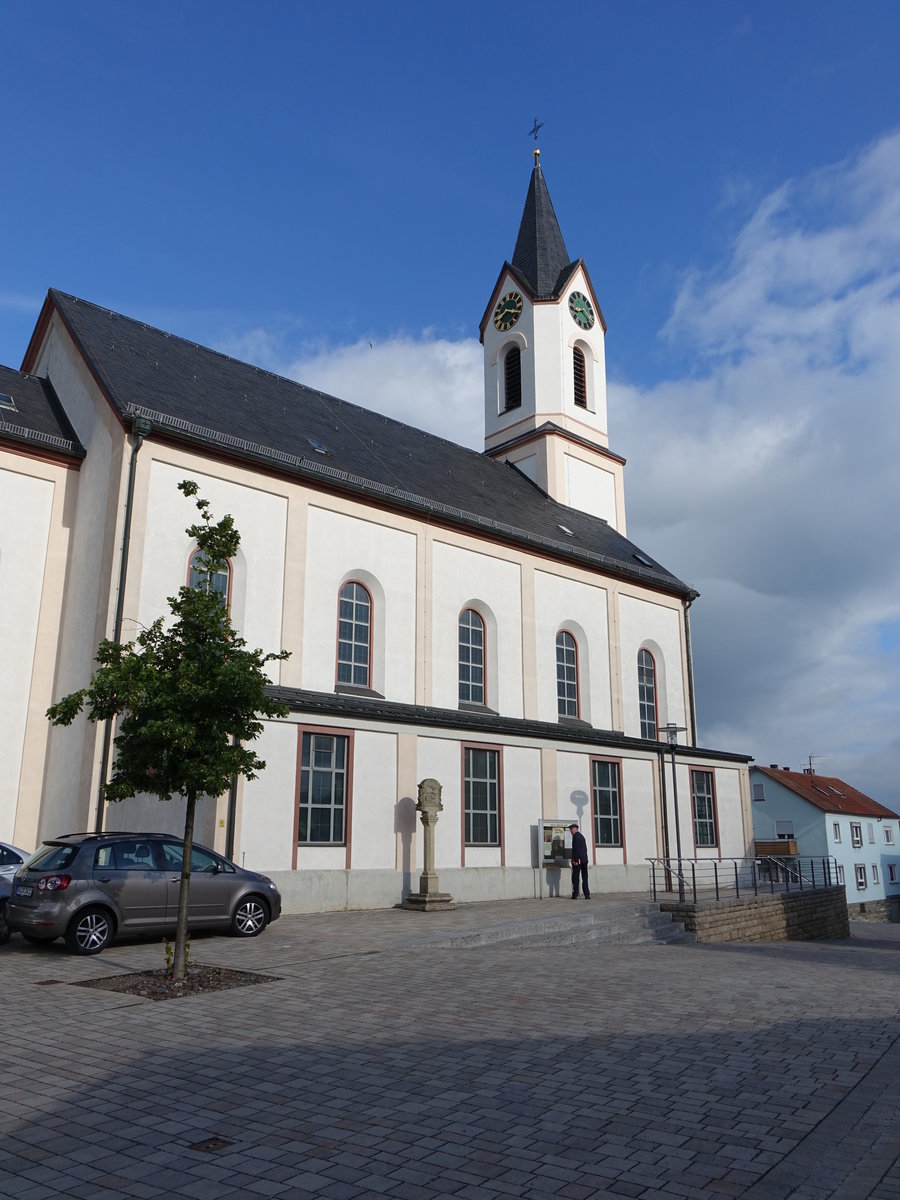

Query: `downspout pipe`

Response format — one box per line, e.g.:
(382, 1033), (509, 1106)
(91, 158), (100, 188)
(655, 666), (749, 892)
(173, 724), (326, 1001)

(683, 590), (699, 749)
(94, 416), (153, 833)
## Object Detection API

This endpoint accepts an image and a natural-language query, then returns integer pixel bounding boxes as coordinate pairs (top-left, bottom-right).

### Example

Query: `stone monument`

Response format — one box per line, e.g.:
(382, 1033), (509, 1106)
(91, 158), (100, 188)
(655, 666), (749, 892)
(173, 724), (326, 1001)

(402, 777), (456, 911)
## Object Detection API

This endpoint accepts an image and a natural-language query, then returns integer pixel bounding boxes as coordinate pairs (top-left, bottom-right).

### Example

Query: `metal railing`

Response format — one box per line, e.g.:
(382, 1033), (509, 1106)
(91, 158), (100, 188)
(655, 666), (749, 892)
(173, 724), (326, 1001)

(647, 856), (839, 904)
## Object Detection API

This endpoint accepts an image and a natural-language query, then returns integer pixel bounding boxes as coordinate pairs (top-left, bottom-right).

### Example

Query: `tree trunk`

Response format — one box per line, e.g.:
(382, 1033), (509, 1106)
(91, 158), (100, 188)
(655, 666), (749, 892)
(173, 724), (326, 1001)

(172, 791), (196, 982)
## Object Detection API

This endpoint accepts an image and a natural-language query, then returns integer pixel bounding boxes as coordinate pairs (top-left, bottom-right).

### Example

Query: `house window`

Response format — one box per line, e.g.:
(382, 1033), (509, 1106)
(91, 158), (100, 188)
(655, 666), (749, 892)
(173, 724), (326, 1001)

(459, 609), (485, 705)
(298, 733), (348, 844)
(503, 346), (521, 411)
(336, 582), (371, 688)
(889, 864), (897, 884)
(637, 649), (657, 740)
(886, 827), (895, 845)
(691, 769), (718, 848)
(592, 759), (622, 847)
(556, 631), (578, 718)
(855, 864), (867, 890)
(751, 782), (765, 802)
(850, 823), (863, 848)
(775, 820), (795, 840)
(837, 864), (845, 886)
(832, 823), (841, 843)
(573, 347), (587, 409)
(464, 747), (500, 845)
(188, 548), (230, 603)
(872, 864), (879, 884)
(868, 823), (875, 844)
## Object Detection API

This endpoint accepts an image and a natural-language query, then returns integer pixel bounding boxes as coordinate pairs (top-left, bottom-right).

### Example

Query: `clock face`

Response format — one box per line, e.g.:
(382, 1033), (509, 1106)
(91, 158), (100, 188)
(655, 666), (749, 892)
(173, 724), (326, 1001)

(493, 291), (523, 332)
(568, 291), (595, 330)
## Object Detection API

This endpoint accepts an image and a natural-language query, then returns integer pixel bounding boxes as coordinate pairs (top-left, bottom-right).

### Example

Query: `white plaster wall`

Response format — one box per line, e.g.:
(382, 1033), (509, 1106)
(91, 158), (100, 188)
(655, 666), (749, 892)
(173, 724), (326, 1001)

(140, 460), (287, 672)
(622, 757), (659, 863)
(565, 456), (618, 527)
(0, 470), (54, 840)
(236, 720), (298, 871)
(32, 325), (120, 836)
(502, 745), (542, 867)
(619, 593), (685, 738)
(431, 541), (523, 716)
(417, 736), (462, 870)
(303, 506), (417, 700)
(512, 454), (538, 483)
(715, 766), (750, 857)
(556, 750), (592, 829)
(534, 569), (611, 728)
(349, 729), (397, 870)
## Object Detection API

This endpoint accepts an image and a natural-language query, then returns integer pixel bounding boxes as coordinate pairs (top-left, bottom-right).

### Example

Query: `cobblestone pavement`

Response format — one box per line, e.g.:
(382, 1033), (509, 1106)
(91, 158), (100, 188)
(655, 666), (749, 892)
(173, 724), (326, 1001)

(1, 899), (899, 1199)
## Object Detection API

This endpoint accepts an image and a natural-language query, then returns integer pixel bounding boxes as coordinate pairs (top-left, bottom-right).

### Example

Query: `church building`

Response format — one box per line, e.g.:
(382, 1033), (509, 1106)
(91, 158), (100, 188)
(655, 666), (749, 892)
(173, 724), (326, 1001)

(0, 152), (752, 910)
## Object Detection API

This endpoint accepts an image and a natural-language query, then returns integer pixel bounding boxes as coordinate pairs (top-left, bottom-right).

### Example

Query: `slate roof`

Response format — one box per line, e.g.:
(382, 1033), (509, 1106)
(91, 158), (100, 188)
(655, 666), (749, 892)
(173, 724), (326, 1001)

(753, 767), (898, 818)
(0, 363), (84, 460)
(29, 289), (692, 597)
(267, 687), (750, 763)
(511, 160), (578, 298)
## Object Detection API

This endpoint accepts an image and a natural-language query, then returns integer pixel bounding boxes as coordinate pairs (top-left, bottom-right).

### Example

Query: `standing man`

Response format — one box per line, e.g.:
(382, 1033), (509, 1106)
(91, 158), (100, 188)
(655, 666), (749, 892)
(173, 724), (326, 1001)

(569, 822), (590, 900)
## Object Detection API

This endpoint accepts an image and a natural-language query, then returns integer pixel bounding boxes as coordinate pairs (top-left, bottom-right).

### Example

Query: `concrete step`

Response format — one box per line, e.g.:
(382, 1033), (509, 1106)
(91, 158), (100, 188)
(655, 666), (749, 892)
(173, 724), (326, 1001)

(411, 901), (695, 949)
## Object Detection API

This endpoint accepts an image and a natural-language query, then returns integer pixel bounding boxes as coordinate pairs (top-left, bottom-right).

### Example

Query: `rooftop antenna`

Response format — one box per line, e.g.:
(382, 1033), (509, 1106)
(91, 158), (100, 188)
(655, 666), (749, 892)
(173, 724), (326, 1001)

(805, 754), (829, 775)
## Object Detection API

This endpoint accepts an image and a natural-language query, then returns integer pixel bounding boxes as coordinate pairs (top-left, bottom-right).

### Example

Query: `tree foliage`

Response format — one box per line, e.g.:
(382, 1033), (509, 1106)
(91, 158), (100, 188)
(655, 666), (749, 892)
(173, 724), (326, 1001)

(48, 480), (289, 978)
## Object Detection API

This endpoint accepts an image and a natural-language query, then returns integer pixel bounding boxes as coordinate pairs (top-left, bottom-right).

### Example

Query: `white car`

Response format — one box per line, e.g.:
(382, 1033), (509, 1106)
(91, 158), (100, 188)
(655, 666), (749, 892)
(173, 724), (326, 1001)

(0, 843), (30, 945)
(0, 842), (30, 880)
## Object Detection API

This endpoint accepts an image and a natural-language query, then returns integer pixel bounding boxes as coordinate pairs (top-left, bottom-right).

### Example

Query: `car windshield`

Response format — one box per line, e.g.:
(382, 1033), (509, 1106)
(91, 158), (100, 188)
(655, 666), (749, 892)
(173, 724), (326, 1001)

(26, 843), (80, 871)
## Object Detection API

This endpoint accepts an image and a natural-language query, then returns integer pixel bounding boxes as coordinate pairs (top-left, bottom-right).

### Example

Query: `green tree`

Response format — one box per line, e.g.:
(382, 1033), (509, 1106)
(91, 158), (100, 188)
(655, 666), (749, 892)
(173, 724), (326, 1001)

(48, 481), (289, 980)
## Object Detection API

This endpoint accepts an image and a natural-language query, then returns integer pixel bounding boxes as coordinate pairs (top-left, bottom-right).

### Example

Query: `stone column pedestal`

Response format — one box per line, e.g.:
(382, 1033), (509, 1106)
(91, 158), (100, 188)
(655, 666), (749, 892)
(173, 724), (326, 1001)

(403, 778), (456, 911)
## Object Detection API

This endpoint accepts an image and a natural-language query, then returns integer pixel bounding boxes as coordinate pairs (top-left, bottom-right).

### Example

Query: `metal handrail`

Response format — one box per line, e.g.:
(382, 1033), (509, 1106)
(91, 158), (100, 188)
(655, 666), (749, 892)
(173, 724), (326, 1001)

(648, 856), (839, 904)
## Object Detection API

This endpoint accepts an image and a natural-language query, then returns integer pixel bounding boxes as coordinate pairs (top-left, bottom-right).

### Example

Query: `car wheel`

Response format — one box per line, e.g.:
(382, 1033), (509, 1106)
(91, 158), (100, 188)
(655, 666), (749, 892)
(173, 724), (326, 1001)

(65, 907), (114, 955)
(21, 933), (57, 945)
(0, 902), (9, 946)
(230, 895), (269, 937)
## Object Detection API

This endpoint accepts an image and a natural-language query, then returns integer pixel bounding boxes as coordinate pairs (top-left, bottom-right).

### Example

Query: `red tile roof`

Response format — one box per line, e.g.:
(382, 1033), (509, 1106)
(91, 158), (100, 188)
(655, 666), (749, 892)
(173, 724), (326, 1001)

(754, 767), (898, 818)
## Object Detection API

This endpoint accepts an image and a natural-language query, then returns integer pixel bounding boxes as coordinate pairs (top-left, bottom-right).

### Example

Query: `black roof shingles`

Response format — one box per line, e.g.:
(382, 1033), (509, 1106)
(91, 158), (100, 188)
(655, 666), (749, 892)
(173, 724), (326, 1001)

(0, 363), (85, 459)
(511, 161), (576, 298)
(45, 288), (692, 597)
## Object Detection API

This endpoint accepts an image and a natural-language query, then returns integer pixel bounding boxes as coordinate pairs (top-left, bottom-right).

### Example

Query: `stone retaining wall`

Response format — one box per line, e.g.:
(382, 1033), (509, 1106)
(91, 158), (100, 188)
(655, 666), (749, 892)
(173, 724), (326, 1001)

(850, 896), (900, 923)
(659, 886), (849, 943)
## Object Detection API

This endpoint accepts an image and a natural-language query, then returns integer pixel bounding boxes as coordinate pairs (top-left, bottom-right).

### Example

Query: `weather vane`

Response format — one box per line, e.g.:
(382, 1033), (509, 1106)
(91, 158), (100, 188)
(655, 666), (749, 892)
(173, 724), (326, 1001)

(528, 117), (543, 143)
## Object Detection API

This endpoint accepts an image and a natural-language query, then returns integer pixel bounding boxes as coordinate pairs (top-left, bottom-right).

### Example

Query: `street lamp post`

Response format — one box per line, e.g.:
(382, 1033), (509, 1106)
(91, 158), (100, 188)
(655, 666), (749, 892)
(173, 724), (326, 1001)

(661, 723), (687, 901)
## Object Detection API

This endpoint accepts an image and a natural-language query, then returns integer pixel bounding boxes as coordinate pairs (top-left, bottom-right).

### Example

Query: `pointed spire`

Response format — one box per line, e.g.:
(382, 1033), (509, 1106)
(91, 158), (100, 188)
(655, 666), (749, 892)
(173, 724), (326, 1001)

(511, 150), (573, 298)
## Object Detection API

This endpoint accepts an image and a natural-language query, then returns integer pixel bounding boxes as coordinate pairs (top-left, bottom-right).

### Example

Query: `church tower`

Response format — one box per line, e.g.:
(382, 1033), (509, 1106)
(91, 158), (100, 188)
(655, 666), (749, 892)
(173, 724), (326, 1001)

(480, 150), (626, 534)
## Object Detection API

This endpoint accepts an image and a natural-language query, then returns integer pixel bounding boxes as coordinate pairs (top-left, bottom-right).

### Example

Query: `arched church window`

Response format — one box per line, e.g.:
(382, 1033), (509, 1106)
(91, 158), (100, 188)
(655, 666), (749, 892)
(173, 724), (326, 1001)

(503, 345), (521, 412)
(556, 631), (579, 718)
(459, 609), (486, 705)
(337, 581), (371, 688)
(573, 346), (587, 409)
(637, 649), (658, 740)
(187, 548), (231, 606)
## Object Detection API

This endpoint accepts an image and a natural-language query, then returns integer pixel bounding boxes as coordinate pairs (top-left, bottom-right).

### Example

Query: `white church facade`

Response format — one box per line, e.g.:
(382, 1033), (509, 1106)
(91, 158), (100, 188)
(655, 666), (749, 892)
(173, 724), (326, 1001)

(0, 154), (753, 911)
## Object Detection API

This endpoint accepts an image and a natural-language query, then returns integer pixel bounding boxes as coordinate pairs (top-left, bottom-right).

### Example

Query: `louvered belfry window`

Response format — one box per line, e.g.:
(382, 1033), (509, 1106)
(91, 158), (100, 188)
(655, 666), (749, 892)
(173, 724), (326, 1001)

(573, 346), (587, 408)
(504, 346), (521, 411)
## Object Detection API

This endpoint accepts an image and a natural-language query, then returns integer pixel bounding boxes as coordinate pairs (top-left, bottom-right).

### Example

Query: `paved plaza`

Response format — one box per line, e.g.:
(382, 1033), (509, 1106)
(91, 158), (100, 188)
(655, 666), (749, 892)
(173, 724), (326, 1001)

(2, 898), (899, 1200)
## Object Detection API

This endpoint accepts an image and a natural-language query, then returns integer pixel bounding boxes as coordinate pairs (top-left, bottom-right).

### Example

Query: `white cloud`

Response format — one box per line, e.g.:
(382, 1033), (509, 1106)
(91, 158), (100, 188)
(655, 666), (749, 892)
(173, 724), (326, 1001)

(284, 337), (484, 447)
(619, 130), (900, 805)
(223, 130), (900, 807)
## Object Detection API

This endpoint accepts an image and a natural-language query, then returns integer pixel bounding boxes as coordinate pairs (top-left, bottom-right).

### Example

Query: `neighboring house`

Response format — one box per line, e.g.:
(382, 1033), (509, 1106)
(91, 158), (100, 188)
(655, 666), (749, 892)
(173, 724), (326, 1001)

(0, 151), (753, 911)
(750, 766), (900, 913)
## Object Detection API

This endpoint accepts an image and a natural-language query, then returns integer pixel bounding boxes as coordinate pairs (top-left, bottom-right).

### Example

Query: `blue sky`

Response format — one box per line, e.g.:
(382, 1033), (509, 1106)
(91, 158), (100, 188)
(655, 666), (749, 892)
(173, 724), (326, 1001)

(4, 2), (900, 804)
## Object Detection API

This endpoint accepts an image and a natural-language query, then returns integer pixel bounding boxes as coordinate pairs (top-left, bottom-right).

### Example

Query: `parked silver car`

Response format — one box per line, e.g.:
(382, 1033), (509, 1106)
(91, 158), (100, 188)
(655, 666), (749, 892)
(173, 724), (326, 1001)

(6, 832), (281, 954)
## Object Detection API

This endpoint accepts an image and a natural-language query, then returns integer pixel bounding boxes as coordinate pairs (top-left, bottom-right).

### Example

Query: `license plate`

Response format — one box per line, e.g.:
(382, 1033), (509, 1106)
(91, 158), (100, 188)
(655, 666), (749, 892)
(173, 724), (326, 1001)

(15, 885), (33, 897)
